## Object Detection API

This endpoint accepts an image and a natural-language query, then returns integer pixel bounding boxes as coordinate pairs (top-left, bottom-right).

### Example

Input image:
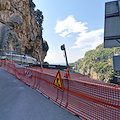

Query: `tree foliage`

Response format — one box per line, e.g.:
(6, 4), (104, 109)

(35, 9), (44, 29)
(29, 0), (36, 9)
(29, 0), (49, 52)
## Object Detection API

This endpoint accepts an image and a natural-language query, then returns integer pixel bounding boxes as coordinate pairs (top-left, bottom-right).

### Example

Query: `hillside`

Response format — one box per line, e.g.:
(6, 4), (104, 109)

(71, 44), (120, 83)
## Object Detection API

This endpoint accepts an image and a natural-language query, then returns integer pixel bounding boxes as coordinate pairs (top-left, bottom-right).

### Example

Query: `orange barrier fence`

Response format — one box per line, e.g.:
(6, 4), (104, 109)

(1, 60), (120, 120)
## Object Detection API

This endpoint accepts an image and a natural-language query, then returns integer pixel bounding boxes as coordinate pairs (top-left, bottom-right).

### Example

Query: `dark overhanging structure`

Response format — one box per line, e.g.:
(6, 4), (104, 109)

(104, 0), (120, 84)
(104, 0), (120, 48)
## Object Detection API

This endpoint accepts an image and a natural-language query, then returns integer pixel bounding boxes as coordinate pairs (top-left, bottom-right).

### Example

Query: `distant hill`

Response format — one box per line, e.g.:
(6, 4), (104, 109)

(70, 44), (120, 83)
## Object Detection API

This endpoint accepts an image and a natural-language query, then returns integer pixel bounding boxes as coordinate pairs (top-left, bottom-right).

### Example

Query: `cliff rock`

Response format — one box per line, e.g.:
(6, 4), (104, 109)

(0, 0), (48, 62)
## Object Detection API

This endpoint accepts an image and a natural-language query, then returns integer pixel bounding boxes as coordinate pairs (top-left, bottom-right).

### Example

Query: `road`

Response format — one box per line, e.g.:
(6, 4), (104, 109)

(0, 68), (81, 120)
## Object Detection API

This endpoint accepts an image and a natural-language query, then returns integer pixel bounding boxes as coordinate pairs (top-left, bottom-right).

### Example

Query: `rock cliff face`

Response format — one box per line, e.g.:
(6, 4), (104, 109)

(0, 0), (48, 62)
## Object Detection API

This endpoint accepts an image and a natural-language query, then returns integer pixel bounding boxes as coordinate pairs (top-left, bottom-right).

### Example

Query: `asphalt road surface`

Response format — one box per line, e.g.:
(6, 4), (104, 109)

(0, 68), (81, 120)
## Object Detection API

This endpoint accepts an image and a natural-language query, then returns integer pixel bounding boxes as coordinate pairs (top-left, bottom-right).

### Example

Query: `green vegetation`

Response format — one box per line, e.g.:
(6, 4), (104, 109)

(29, 0), (36, 9)
(35, 9), (44, 29)
(71, 44), (120, 82)
(29, 0), (49, 52)
(34, 9), (44, 40)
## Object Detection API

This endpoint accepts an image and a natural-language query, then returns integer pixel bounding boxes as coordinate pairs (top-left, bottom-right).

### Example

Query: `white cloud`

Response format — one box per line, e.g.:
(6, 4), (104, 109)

(55, 15), (104, 51)
(54, 15), (88, 37)
(72, 29), (104, 49)
(59, 31), (71, 37)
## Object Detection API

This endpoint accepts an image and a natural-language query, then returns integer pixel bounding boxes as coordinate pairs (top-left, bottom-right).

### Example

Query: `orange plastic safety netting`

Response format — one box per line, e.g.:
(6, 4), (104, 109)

(1, 60), (120, 120)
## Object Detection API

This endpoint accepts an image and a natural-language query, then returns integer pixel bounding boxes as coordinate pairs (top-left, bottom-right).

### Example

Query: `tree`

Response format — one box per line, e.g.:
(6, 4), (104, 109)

(29, 0), (36, 9)
(35, 9), (44, 29)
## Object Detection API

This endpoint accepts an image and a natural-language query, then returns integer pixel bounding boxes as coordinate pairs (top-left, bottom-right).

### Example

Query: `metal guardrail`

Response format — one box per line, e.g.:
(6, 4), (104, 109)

(29, 64), (69, 70)
(0, 50), (70, 70)
(0, 50), (36, 64)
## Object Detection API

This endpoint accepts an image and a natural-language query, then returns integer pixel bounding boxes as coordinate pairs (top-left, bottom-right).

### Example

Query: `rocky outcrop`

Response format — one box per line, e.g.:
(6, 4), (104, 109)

(0, 0), (48, 62)
(0, 0), (10, 10)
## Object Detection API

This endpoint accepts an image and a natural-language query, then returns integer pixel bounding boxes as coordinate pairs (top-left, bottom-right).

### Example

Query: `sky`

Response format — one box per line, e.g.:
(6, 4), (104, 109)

(33, 0), (113, 64)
